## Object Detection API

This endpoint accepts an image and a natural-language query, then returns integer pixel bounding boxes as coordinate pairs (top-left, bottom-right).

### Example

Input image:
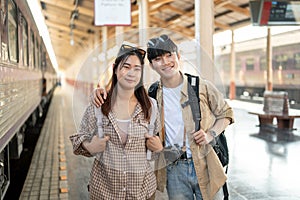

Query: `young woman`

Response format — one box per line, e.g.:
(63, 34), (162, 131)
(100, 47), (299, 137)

(70, 44), (163, 200)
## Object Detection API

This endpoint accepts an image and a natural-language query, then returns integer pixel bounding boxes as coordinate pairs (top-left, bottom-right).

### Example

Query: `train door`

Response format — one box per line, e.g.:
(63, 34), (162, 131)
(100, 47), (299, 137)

(7, 0), (18, 63)
(0, 0), (8, 61)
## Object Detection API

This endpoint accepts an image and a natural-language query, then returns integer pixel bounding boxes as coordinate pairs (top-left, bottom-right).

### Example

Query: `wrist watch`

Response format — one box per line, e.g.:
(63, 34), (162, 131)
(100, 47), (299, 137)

(209, 130), (217, 137)
(208, 130), (217, 145)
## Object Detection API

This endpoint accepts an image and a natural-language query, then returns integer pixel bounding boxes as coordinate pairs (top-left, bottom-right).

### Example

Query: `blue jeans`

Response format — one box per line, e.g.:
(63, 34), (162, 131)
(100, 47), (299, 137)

(166, 159), (203, 200)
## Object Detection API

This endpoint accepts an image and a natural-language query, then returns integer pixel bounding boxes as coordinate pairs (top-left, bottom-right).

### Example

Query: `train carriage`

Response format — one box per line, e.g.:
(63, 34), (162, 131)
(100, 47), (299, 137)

(215, 35), (300, 108)
(0, 0), (57, 197)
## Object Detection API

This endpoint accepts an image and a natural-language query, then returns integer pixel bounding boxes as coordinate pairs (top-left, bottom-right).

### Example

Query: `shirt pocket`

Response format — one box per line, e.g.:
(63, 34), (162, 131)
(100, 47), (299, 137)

(132, 121), (149, 135)
(102, 120), (121, 147)
(127, 120), (149, 151)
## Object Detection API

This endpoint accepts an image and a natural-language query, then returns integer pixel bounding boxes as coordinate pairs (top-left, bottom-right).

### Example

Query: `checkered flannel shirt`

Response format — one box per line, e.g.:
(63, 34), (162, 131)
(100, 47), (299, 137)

(70, 102), (160, 199)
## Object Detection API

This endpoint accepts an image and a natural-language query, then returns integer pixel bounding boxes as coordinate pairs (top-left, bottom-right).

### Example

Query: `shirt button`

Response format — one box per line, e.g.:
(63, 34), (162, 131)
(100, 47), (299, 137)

(123, 187), (126, 191)
(123, 171), (126, 175)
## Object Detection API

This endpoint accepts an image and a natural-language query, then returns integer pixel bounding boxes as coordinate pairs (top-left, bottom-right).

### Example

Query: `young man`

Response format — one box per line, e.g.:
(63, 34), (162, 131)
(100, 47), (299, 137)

(93, 35), (234, 200)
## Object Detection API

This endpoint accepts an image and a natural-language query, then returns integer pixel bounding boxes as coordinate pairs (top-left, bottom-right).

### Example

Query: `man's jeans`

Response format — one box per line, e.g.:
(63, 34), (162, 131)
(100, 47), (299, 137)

(166, 159), (203, 200)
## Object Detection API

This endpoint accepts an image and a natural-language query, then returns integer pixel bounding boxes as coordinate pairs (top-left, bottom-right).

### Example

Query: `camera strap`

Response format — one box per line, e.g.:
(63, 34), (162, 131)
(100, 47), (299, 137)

(160, 92), (166, 146)
(182, 128), (187, 152)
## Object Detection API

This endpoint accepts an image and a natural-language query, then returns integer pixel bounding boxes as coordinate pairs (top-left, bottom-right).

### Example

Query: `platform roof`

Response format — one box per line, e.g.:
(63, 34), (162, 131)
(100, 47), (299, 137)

(39, 0), (251, 71)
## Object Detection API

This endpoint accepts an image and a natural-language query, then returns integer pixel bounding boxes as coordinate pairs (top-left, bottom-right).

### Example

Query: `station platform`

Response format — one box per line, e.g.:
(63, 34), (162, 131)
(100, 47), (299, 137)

(19, 82), (300, 200)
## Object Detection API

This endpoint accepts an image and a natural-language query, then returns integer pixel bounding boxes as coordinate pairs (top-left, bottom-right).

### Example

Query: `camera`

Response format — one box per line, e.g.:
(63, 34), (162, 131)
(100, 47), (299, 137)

(163, 144), (184, 163)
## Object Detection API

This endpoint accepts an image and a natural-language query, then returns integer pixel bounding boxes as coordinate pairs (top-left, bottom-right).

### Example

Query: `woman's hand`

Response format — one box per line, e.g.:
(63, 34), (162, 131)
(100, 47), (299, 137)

(83, 135), (110, 154)
(145, 134), (163, 152)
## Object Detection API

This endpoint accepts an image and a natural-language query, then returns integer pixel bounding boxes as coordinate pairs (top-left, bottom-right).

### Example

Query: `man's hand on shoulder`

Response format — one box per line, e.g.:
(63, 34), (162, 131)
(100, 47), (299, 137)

(92, 87), (107, 107)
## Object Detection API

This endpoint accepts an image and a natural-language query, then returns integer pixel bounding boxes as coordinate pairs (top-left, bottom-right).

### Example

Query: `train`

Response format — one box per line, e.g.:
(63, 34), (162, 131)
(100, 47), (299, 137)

(214, 31), (300, 109)
(0, 0), (57, 198)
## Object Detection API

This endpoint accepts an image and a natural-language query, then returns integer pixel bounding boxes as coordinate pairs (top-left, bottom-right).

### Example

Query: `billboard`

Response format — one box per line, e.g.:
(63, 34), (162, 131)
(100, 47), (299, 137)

(94, 0), (131, 26)
(250, 0), (300, 26)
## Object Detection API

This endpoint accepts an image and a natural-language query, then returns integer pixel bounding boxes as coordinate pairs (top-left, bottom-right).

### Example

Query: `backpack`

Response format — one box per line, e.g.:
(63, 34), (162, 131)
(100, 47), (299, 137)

(148, 73), (229, 200)
(94, 98), (157, 160)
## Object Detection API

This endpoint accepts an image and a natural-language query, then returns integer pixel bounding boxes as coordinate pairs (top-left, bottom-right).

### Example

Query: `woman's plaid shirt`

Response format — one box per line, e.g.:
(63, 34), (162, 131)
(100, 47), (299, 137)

(70, 102), (160, 199)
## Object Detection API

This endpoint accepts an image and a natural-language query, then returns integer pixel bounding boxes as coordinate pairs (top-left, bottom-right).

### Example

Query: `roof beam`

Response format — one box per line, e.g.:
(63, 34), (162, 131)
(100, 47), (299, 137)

(161, 4), (185, 15)
(214, 0), (231, 9)
(45, 20), (92, 38)
(214, 20), (230, 30)
(223, 3), (250, 16)
(41, 0), (93, 17)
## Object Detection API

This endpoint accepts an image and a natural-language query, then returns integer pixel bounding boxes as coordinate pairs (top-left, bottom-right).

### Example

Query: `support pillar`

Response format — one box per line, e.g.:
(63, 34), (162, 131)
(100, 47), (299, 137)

(194, 0), (214, 81)
(266, 28), (273, 91)
(138, 0), (150, 83)
(229, 30), (236, 99)
(138, 0), (149, 47)
(101, 26), (108, 85)
(115, 26), (124, 47)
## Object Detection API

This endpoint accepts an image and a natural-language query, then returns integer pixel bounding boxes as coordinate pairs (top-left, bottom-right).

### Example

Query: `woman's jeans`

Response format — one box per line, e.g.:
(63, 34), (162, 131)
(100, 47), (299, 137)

(166, 159), (203, 200)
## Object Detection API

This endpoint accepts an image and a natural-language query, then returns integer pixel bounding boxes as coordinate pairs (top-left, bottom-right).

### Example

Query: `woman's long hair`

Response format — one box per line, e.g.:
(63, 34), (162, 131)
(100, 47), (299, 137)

(101, 51), (151, 121)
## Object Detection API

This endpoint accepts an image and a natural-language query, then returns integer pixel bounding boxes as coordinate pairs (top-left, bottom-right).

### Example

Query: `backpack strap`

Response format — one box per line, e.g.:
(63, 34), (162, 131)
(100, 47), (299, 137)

(223, 182), (229, 200)
(94, 105), (104, 138)
(183, 73), (201, 131)
(148, 81), (159, 99)
(148, 81), (166, 146)
(147, 97), (158, 160)
(149, 97), (157, 135)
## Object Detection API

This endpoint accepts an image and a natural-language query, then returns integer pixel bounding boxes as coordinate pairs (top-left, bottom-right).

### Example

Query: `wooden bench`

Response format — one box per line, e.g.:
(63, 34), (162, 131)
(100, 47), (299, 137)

(249, 91), (300, 132)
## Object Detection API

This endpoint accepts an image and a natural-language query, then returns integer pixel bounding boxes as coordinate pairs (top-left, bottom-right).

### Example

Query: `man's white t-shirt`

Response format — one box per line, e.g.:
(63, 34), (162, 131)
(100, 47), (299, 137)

(163, 83), (191, 158)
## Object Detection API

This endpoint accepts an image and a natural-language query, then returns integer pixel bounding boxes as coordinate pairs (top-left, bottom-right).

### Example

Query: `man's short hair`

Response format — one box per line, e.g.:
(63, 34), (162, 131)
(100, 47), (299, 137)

(147, 34), (178, 62)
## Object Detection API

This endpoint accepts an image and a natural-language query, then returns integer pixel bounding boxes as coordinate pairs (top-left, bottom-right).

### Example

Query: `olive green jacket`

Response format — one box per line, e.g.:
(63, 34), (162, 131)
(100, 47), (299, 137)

(154, 73), (234, 200)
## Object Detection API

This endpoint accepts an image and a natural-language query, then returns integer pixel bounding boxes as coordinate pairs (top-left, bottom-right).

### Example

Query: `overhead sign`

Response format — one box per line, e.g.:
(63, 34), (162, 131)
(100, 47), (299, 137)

(250, 0), (300, 26)
(94, 0), (131, 26)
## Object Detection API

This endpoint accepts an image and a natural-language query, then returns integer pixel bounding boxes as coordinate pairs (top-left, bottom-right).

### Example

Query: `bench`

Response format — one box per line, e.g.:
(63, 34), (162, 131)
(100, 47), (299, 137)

(249, 91), (300, 133)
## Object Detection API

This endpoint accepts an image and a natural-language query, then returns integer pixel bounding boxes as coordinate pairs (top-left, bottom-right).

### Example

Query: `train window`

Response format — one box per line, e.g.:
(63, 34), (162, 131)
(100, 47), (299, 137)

(22, 17), (29, 67)
(275, 54), (288, 70)
(40, 46), (43, 70)
(41, 46), (45, 69)
(35, 39), (39, 69)
(246, 58), (254, 71)
(30, 31), (35, 69)
(7, 0), (18, 63)
(295, 53), (300, 70)
(260, 57), (266, 70)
